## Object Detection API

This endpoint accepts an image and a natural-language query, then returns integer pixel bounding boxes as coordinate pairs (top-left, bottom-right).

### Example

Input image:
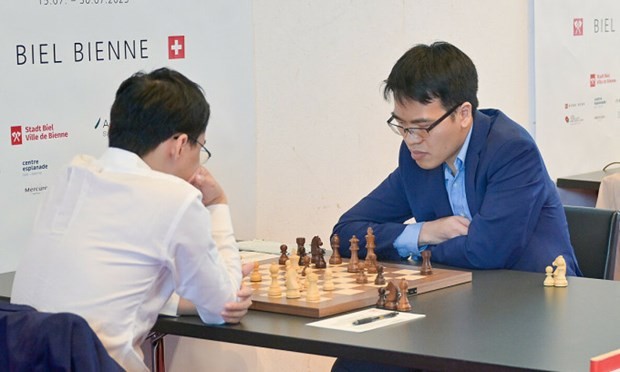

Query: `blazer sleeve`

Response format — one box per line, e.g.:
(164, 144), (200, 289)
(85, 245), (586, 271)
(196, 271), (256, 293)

(431, 136), (548, 269)
(332, 167), (413, 261)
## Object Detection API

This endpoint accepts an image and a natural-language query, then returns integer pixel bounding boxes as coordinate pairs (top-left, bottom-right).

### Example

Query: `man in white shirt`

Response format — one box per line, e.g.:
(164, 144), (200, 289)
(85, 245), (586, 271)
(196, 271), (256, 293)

(11, 68), (252, 371)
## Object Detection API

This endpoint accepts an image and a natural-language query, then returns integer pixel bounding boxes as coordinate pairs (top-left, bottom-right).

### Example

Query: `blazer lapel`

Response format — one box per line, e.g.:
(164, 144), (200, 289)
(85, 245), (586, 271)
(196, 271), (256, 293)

(464, 110), (491, 215)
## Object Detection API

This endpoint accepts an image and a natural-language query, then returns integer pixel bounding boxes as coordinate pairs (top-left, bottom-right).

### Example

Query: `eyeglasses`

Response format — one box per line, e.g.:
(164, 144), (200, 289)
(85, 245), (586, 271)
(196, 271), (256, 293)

(191, 137), (212, 165)
(387, 103), (463, 139)
(174, 134), (212, 164)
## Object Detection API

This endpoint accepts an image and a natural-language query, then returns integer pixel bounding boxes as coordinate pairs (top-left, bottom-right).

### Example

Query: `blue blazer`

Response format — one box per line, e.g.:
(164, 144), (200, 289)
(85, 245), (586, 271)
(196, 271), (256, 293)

(0, 301), (122, 371)
(333, 109), (581, 276)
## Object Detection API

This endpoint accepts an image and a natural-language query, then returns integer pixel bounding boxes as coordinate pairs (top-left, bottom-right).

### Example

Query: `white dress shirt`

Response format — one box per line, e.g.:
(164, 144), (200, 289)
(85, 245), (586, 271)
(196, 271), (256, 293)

(11, 148), (241, 371)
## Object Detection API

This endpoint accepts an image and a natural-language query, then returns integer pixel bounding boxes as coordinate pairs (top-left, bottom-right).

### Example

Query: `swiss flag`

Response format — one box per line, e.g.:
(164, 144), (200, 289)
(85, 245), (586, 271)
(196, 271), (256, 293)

(11, 126), (22, 145)
(168, 35), (185, 59)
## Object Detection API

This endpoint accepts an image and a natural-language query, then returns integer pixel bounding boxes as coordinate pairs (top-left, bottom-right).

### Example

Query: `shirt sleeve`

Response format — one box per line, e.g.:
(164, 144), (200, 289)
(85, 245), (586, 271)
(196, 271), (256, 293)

(206, 204), (241, 292)
(166, 197), (241, 324)
(393, 223), (426, 259)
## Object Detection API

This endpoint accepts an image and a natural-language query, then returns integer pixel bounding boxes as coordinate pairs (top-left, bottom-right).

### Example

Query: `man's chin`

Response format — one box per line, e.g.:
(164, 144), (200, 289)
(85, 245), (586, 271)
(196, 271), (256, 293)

(411, 155), (440, 170)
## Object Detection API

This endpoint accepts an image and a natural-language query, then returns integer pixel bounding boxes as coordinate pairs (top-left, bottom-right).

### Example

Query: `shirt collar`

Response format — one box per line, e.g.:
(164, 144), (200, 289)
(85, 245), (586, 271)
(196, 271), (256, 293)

(445, 125), (473, 174)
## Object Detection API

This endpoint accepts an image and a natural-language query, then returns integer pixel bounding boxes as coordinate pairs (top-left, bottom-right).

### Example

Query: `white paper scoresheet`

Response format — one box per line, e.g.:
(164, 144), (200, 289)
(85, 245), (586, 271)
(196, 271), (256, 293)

(307, 308), (425, 333)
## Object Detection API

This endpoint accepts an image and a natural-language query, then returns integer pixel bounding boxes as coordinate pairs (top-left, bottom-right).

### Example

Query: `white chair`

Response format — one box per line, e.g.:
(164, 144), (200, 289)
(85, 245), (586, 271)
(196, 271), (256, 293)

(596, 172), (620, 210)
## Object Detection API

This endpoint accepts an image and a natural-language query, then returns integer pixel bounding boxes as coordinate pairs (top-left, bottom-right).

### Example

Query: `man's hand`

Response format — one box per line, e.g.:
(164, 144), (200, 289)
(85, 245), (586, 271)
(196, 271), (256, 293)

(418, 216), (470, 246)
(189, 166), (228, 206)
(221, 262), (254, 324)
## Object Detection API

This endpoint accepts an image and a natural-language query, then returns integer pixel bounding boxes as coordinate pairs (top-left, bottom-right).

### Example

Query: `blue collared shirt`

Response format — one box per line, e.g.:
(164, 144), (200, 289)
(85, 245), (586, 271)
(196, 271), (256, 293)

(394, 127), (473, 259)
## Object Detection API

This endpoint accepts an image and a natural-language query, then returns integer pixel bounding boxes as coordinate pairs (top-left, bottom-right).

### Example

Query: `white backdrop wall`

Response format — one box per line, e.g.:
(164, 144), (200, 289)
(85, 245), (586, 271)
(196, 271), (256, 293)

(253, 0), (534, 247)
(535, 0), (620, 179)
(0, 0), (256, 273)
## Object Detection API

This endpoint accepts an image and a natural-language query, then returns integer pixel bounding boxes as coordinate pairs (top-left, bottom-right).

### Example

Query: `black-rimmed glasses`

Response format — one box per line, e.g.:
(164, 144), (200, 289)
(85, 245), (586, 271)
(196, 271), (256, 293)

(387, 103), (463, 139)
(173, 134), (212, 164)
(191, 137), (212, 165)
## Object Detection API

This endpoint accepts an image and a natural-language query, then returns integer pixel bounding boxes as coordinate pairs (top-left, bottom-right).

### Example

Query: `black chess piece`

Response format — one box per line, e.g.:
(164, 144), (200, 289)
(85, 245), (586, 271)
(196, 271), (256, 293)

(296, 237), (306, 266)
(374, 265), (386, 285)
(278, 244), (289, 265)
(315, 248), (327, 269)
(329, 234), (342, 265)
(376, 287), (387, 308)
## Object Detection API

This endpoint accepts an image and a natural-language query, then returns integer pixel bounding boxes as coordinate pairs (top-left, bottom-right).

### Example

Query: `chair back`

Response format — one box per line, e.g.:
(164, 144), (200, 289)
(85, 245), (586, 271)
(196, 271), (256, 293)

(564, 205), (620, 280)
(0, 301), (122, 371)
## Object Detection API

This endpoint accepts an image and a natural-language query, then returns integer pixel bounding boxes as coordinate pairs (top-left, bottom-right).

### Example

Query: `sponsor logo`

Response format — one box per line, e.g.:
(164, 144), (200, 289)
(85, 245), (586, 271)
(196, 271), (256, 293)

(573, 18), (584, 36)
(22, 159), (48, 176)
(11, 126), (23, 145)
(12, 123), (70, 143)
(168, 35), (185, 59)
(564, 114), (584, 125)
(15, 39), (150, 66)
(94, 117), (110, 137)
(24, 185), (48, 194)
(590, 73), (616, 88)
(564, 102), (585, 109)
(594, 97), (607, 107)
(594, 18), (616, 33)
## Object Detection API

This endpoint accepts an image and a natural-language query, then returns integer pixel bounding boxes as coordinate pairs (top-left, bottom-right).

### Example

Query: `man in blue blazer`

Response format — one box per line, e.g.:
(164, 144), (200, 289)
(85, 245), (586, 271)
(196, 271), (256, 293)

(332, 41), (581, 277)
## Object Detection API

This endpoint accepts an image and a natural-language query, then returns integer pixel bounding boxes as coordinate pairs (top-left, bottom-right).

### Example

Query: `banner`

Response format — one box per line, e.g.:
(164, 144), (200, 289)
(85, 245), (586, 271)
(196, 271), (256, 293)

(0, 1), (255, 273)
(535, 0), (620, 179)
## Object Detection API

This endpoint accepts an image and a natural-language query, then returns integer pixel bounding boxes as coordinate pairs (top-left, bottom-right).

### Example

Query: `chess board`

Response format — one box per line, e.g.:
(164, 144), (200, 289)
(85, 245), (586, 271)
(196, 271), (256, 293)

(244, 258), (472, 318)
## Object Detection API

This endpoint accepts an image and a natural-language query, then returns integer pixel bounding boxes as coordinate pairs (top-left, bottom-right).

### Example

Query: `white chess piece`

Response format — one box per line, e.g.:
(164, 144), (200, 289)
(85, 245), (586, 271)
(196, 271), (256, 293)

(285, 262), (301, 299)
(323, 267), (335, 291)
(306, 272), (320, 302)
(552, 255), (568, 287)
(268, 262), (282, 298)
(543, 266), (554, 287)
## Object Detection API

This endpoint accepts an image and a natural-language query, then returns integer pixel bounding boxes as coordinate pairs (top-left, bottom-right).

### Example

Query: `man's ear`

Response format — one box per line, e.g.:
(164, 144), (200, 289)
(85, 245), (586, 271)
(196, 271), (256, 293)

(169, 133), (189, 160)
(458, 102), (473, 127)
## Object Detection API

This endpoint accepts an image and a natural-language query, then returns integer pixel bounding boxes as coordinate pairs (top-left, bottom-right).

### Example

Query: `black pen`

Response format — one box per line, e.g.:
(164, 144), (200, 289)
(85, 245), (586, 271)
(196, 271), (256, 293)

(352, 311), (399, 325)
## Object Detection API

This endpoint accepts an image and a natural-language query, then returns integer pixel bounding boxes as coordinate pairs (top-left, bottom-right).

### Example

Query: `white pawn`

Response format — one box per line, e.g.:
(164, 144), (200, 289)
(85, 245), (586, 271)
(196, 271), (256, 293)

(268, 262), (282, 298)
(306, 272), (320, 302)
(543, 266), (554, 287)
(250, 261), (262, 282)
(323, 267), (335, 291)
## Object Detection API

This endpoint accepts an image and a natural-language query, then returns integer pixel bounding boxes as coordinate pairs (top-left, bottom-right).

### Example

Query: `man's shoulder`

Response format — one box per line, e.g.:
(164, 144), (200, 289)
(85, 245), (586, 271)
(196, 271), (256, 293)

(476, 109), (535, 148)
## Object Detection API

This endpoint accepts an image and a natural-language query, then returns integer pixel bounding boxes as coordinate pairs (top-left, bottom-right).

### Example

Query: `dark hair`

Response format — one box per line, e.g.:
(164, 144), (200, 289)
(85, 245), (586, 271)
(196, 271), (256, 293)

(108, 67), (210, 156)
(383, 41), (478, 111)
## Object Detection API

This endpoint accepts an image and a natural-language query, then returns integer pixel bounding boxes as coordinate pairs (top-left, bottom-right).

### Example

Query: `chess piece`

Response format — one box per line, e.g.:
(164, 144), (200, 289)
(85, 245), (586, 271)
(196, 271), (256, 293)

(278, 244), (289, 265)
(384, 281), (400, 310)
(420, 249), (432, 275)
(296, 237), (306, 266)
(310, 236), (322, 265)
(315, 249), (327, 269)
(347, 235), (361, 273)
(374, 265), (386, 285)
(552, 255), (568, 287)
(376, 286), (387, 308)
(285, 261), (301, 299)
(543, 266), (554, 287)
(301, 255), (311, 276)
(268, 262), (283, 297)
(355, 267), (368, 284)
(306, 272), (320, 302)
(311, 236), (327, 269)
(365, 227), (378, 274)
(290, 253), (300, 273)
(323, 267), (335, 291)
(250, 261), (262, 282)
(329, 234), (343, 265)
(396, 279), (412, 312)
